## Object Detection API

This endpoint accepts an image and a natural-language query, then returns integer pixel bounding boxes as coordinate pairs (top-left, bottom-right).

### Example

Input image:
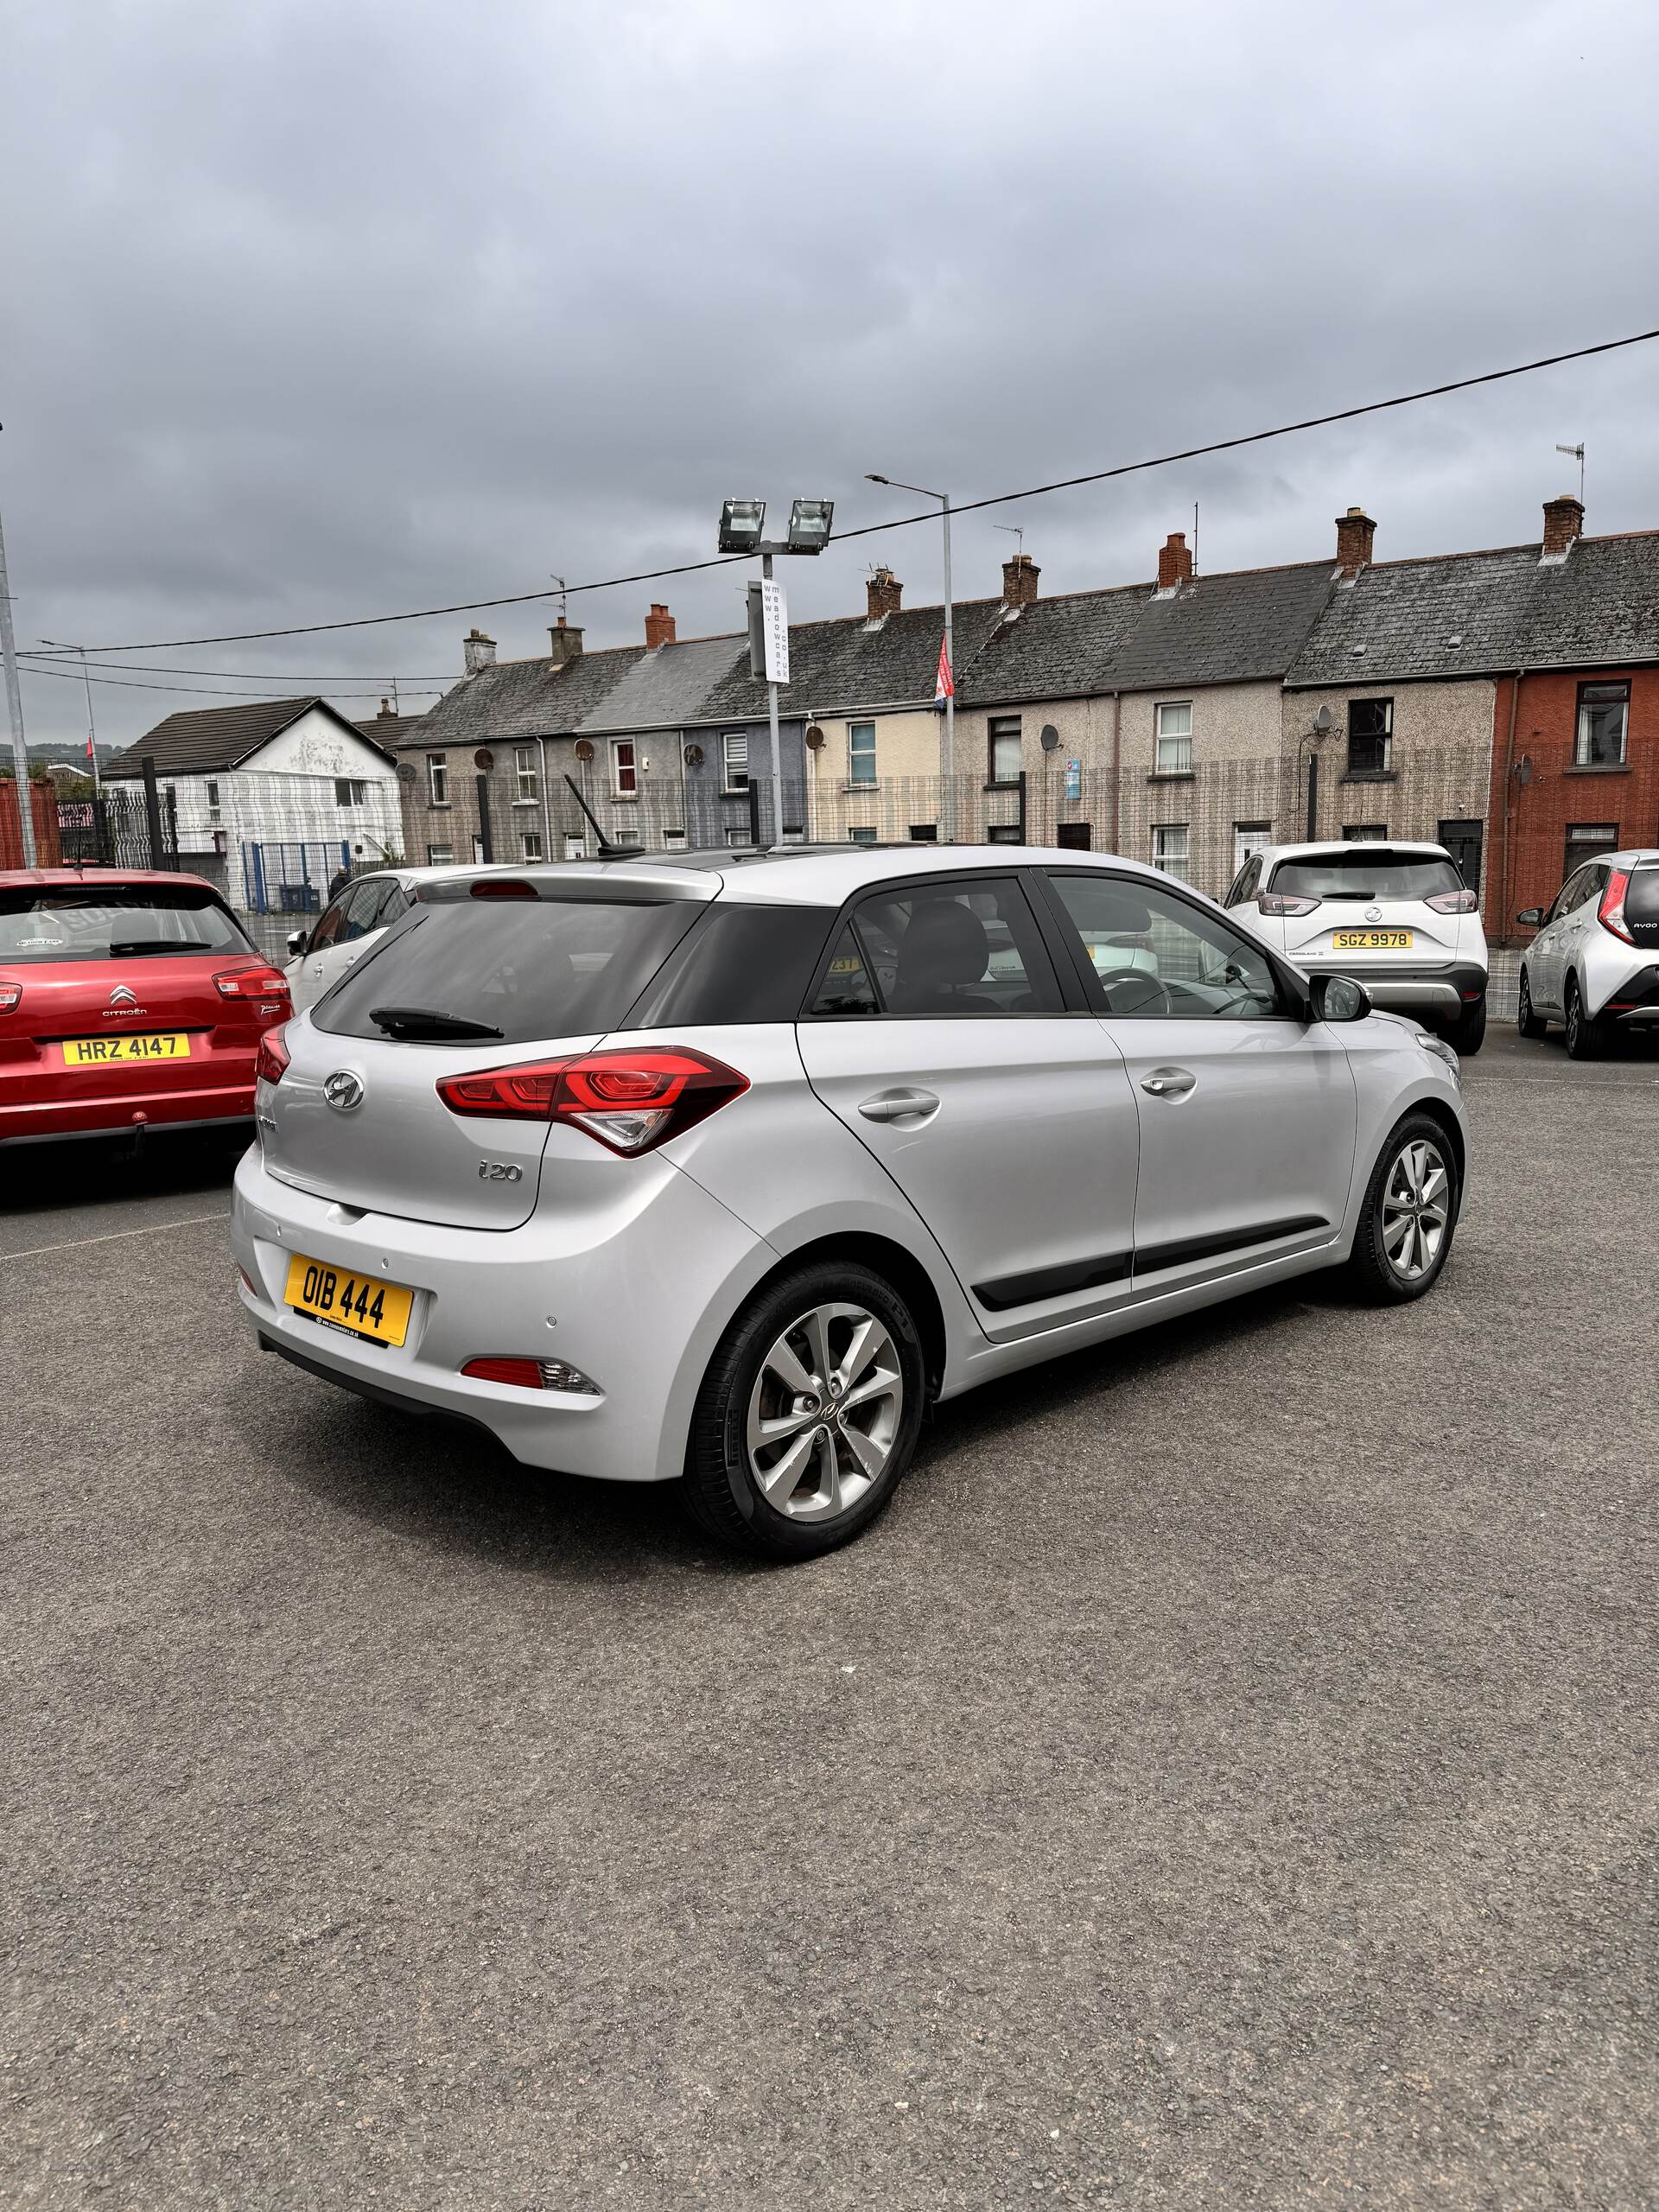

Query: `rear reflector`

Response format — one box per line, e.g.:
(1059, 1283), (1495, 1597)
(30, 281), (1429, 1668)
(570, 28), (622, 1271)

(436, 1046), (748, 1155)
(0, 984), (19, 1014)
(215, 964), (291, 999)
(255, 1026), (290, 1084)
(469, 879), (538, 899)
(461, 1356), (600, 1394)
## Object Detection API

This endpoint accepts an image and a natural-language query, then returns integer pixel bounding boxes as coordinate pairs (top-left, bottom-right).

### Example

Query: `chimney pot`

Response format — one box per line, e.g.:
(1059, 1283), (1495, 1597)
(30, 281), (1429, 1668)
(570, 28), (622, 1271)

(644, 601), (677, 648)
(1001, 552), (1040, 608)
(463, 626), (498, 676)
(1156, 531), (1193, 591)
(866, 566), (904, 620)
(1541, 493), (1584, 560)
(1334, 506), (1376, 577)
(548, 620), (584, 667)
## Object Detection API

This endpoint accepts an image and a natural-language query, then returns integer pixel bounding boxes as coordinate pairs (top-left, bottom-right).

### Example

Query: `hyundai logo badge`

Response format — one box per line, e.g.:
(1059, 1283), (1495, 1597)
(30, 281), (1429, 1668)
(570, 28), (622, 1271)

(324, 1070), (365, 1112)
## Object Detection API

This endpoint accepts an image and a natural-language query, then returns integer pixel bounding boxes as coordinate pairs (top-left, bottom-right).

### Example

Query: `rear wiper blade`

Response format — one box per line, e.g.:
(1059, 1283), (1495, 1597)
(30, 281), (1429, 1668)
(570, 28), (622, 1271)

(369, 1004), (504, 1039)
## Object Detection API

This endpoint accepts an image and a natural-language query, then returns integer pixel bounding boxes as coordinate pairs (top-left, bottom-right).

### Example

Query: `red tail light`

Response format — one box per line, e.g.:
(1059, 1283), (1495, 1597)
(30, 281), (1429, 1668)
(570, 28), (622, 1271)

(436, 1046), (748, 1155)
(468, 878), (538, 899)
(1258, 892), (1319, 918)
(215, 964), (291, 999)
(0, 983), (20, 1014)
(1599, 867), (1634, 944)
(1426, 887), (1478, 915)
(255, 1025), (290, 1083)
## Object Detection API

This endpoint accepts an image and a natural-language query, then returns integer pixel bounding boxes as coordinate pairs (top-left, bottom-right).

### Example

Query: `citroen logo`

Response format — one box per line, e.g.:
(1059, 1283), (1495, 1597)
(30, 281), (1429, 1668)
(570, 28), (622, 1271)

(1363, 905), (1382, 923)
(109, 983), (138, 1007)
(323, 1070), (365, 1112)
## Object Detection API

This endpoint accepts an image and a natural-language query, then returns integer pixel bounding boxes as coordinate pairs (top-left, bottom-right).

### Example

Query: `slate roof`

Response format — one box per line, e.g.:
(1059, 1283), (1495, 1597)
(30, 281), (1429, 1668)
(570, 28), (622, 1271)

(1105, 561), (1334, 690)
(393, 645), (649, 749)
(105, 696), (373, 778)
(693, 597), (1009, 724)
(576, 632), (747, 734)
(1286, 531), (1659, 687)
(353, 712), (423, 745)
(960, 585), (1147, 705)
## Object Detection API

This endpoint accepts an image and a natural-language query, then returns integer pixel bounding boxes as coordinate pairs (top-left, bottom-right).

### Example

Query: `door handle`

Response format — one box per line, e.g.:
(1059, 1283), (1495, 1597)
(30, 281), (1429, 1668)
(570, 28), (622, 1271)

(1141, 1067), (1196, 1098)
(858, 1089), (941, 1124)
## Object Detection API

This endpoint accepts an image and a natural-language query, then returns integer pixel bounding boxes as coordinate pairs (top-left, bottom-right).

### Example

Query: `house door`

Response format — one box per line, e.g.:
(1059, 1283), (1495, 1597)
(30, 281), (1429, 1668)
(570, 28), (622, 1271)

(1439, 817), (1484, 895)
(1056, 822), (1092, 850)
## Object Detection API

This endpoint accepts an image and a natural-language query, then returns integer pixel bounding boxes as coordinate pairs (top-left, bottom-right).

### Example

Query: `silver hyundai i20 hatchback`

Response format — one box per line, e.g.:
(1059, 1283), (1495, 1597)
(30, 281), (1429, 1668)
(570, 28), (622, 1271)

(232, 845), (1470, 1558)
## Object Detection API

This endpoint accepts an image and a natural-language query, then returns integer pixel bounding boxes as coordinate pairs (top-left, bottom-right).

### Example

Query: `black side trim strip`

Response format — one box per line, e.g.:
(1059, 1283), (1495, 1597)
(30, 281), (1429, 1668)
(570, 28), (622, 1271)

(1134, 1214), (1329, 1276)
(973, 1250), (1132, 1312)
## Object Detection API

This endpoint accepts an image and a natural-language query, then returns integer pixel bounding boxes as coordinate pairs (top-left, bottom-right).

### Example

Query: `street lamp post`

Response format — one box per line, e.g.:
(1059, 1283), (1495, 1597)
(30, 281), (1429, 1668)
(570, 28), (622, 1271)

(866, 474), (953, 840)
(718, 497), (833, 846)
(40, 638), (101, 797)
(0, 437), (35, 866)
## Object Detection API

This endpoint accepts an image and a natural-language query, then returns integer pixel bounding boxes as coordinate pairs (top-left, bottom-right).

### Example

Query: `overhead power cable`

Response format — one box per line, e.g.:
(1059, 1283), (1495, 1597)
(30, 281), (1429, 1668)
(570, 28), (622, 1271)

(69, 324), (1659, 654)
(18, 649), (457, 682)
(17, 662), (447, 702)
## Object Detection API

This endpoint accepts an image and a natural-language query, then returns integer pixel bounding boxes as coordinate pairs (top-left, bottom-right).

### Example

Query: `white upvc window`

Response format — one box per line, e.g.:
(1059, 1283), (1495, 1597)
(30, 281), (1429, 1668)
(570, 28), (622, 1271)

(334, 778), (367, 807)
(849, 825), (878, 845)
(206, 779), (221, 822)
(988, 716), (1022, 785)
(520, 828), (543, 861)
(611, 740), (638, 797)
(563, 834), (587, 861)
(722, 732), (749, 792)
(427, 842), (453, 865)
(427, 753), (449, 806)
(1233, 821), (1271, 873)
(1152, 823), (1191, 880)
(1154, 701), (1192, 774)
(848, 721), (876, 785)
(514, 745), (539, 804)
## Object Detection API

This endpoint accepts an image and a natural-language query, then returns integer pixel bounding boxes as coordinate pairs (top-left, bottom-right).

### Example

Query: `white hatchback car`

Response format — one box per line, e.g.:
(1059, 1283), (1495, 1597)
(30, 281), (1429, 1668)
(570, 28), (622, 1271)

(1225, 840), (1489, 1052)
(283, 865), (520, 1014)
(232, 846), (1469, 1558)
(1516, 849), (1659, 1058)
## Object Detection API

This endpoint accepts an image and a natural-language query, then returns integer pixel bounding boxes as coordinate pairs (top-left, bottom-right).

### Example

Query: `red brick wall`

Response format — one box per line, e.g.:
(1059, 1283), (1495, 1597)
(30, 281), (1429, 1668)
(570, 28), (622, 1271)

(1488, 666), (1659, 939)
(0, 778), (62, 868)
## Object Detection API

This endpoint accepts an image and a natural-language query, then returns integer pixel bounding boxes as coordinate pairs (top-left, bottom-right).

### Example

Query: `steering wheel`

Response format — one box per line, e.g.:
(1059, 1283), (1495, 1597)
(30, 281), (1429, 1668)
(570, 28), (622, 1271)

(1093, 967), (1173, 1017)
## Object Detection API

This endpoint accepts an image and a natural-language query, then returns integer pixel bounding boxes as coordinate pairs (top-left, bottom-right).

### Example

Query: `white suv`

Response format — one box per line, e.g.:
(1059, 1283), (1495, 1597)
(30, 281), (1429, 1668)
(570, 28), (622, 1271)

(1516, 849), (1659, 1058)
(233, 846), (1468, 1558)
(1226, 840), (1489, 1053)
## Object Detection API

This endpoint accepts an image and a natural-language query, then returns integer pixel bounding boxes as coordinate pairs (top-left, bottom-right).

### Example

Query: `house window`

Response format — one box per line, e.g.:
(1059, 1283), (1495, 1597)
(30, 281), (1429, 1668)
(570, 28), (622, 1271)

(908, 823), (939, 842)
(1154, 701), (1192, 774)
(1343, 823), (1388, 841)
(721, 733), (748, 792)
(1152, 823), (1190, 880)
(520, 829), (543, 861)
(206, 779), (221, 821)
(563, 834), (586, 861)
(986, 823), (1021, 844)
(514, 746), (539, 804)
(781, 823), (805, 844)
(726, 827), (752, 848)
(1575, 681), (1629, 767)
(1347, 698), (1393, 775)
(427, 753), (449, 806)
(849, 826), (878, 845)
(1564, 822), (1618, 877)
(611, 740), (638, 797)
(1233, 821), (1271, 873)
(988, 717), (1022, 785)
(848, 721), (876, 785)
(334, 778), (367, 807)
(426, 842), (453, 865)
(662, 826), (687, 846)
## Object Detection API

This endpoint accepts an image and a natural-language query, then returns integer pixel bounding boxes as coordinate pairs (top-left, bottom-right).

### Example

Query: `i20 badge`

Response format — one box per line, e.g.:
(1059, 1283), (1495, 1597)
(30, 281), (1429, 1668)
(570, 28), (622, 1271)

(479, 1160), (523, 1181)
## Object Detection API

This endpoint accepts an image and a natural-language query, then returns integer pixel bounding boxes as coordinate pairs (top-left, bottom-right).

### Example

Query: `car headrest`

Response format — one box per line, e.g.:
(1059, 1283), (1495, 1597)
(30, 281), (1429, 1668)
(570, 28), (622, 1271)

(898, 899), (991, 992)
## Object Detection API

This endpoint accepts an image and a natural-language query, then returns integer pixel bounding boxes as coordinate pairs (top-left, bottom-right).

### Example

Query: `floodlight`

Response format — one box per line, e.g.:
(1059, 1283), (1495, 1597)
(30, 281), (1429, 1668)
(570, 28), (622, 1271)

(786, 497), (835, 552)
(718, 498), (766, 554)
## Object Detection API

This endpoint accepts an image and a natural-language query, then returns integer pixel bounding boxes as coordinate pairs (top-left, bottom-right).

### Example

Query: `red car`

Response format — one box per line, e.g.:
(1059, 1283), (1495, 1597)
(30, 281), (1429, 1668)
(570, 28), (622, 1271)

(0, 868), (290, 1152)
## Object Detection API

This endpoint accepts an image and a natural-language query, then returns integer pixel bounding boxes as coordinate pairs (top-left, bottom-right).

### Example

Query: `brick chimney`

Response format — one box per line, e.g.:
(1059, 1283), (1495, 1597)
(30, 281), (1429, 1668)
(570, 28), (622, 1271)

(644, 602), (677, 648)
(463, 626), (497, 676)
(1001, 552), (1040, 608)
(1156, 531), (1193, 591)
(548, 616), (584, 667)
(1334, 506), (1376, 577)
(1541, 493), (1584, 563)
(866, 566), (903, 619)
(374, 696), (399, 721)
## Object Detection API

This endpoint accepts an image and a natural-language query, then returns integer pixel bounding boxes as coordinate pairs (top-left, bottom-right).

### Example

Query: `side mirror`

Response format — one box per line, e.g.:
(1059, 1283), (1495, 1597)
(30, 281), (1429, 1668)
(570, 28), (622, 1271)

(1516, 907), (1543, 928)
(286, 930), (308, 957)
(1309, 972), (1371, 1024)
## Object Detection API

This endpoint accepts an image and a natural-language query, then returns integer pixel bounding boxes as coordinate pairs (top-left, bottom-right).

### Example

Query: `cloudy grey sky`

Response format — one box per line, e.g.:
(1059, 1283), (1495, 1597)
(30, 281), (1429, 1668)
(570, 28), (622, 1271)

(3, 0), (1656, 747)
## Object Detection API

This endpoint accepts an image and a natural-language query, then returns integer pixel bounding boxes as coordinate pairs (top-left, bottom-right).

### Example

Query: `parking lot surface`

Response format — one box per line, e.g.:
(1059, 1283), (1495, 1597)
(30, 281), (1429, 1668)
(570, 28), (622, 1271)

(5, 1031), (1657, 2209)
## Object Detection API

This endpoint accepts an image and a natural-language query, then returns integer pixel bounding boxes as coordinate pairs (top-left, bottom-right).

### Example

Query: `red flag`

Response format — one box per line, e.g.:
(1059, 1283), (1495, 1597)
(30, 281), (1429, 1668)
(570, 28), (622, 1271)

(86, 734), (95, 761)
(934, 632), (954, 702)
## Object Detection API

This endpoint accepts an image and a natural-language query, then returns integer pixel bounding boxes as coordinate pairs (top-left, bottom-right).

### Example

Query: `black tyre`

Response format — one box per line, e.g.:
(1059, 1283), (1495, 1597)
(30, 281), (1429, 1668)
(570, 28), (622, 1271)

(1345, 1112), (1460, 1306)
(1516, 966), (1547, 1039)
(681, 1260), (927, 1560)
(1563, 974), (1605, 1061)
(1446, 994), (1487, 1056)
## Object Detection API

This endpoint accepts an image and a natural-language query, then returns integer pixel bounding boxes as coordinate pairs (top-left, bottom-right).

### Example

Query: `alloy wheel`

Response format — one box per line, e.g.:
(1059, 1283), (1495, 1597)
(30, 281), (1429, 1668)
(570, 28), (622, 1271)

(745, 1302), (905, 1522)
(1381, 1138), (1451, 1282)
(1565, 982), (1581, 1053)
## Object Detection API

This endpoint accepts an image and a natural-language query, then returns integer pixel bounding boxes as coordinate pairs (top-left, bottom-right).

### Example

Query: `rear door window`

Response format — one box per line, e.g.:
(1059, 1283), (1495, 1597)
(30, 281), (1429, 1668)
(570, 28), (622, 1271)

(817, 877), (1061, 1016)
(1269, 850), (1463, 902)
(0, 882), (250, 964)
(311, 891), (702, 1045)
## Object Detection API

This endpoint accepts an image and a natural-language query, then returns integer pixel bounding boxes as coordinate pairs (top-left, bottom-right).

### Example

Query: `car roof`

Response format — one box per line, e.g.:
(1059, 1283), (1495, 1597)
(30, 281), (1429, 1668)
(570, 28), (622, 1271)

(0, 866), (224, 892)
(423, 842), (1190, 909)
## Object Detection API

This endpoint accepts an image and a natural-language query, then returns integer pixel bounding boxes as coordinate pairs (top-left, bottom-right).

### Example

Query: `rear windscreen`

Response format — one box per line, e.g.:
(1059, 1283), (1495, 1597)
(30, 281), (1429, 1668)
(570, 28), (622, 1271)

(1625, 869), (1659, 924)
(311, 895), (702, 1045)
(0, 882), (250, 964)
(1269, 851), (1464, 901)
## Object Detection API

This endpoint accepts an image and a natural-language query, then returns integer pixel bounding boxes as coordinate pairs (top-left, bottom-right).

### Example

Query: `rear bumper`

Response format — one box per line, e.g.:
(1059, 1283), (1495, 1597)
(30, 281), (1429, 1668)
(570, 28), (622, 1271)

(1595, 963), (1659, 1024)
(231, 1144), (776, 1484)
(1302, 961), (1487, 1022)
(0, 1079), (254, 1147)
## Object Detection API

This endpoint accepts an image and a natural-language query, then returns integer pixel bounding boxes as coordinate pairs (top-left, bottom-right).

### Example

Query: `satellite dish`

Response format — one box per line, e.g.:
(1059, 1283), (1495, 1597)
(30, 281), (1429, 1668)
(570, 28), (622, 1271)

(1313, 705), (1335, 733)
(1039, 723), (1061, 753)
(474, 747), (494, 772)
(396, 761), (416, 784)
(683, 742), (704, 767)
(805, 724), (825, 752)
(574, 739), (595, 763)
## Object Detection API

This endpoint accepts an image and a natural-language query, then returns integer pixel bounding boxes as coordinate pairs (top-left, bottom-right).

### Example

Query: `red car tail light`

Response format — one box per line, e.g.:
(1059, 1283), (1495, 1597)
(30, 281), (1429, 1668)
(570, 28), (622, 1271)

(1425, 887), (1478, 915)
(461, 1356), (600, 1394)
(1258, 892), (1319, 917)
(215, 964), (291, 999)
(255, 1025), (290, 1083)
(1599, 867), (1635, 944)
(0, 983), (19, 1013)
(436, 1046), (749, 1155)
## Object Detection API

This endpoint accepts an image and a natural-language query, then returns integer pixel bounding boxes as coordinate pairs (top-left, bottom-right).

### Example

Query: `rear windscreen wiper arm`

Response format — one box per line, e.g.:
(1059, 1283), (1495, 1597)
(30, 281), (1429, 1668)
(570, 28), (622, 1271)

(369, 1005), (505, 1039)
